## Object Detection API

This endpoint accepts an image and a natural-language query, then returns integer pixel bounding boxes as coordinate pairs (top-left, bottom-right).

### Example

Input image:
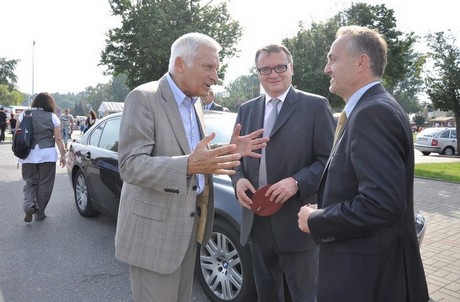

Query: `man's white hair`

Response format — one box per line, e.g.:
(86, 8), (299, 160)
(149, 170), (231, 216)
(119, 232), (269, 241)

(168, 32), (222, 73)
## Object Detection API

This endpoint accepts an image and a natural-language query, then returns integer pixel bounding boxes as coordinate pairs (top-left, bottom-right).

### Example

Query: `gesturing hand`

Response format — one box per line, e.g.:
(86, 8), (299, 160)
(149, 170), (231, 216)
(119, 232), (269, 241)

(188, 132), (241, 176)
(230, 124), (269, 158)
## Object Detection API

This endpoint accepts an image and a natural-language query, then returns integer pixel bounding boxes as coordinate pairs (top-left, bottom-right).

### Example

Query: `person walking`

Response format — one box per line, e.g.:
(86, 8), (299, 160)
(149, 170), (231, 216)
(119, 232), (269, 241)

(9, 113), (17, 134)
(84, 110), (97, 133)
(59, 108), (74, 151)
(16, 92), (66, 222)
(231, 44), (335, 302)
(0, 107), (7, 142)
(114, 32), (268, 302)
(297, 26), (429, 302)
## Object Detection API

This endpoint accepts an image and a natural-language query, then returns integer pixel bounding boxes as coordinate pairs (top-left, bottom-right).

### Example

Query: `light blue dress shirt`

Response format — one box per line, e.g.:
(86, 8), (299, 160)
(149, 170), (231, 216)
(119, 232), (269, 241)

(166, 74), (204, 194)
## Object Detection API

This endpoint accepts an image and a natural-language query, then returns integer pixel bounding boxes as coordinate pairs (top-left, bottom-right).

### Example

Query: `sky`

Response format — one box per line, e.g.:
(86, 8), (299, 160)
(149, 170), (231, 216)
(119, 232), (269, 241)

(1, 0), (458, 95)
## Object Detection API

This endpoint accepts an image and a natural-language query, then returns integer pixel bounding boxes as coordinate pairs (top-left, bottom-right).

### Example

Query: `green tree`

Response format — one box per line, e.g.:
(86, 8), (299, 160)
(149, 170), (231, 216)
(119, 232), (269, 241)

(425, 31), (460, 154)
(0, 57), (19, 91)
(222, 68), (260, 111)
(283, 3), (424, 112)
(102, 0), (242, 89)
(109, 74), (130, 102)
(85, 84), (110, 114)
(0, 84), (22, 106)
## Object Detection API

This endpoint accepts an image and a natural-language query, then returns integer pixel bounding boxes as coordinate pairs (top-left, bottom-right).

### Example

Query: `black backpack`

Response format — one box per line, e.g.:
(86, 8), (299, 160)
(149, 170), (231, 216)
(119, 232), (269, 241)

(12, 110), (33, 159)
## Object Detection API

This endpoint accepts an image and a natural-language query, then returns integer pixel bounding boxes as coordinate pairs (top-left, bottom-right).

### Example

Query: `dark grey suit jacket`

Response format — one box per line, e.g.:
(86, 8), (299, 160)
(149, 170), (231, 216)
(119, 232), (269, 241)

(231, 87), (335, 251)
(309, 84), (429, 302)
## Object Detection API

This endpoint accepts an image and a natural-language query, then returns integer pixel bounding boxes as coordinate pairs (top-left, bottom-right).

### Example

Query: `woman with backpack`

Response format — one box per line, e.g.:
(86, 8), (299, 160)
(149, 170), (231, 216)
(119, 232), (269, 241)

(15, 92), (66, 222)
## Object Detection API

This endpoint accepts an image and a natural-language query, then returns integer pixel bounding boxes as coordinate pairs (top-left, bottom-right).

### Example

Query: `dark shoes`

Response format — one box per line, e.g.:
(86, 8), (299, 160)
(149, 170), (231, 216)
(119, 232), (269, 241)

(24, 208), (35, 223)
(35, 213), (47, 221)
(24, 208), (47, 222)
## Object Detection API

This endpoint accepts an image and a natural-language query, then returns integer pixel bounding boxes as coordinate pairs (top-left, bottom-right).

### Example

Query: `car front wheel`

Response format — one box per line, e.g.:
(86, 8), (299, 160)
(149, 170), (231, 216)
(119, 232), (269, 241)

(196, 218), (256, 302)
(73, 170), (99, 217)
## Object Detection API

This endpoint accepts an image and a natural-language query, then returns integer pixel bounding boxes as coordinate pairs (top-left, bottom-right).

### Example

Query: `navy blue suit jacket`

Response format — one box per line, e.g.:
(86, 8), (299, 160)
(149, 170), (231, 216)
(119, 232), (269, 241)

(310, 84), (429, 302)
(232, 87), (335, 251)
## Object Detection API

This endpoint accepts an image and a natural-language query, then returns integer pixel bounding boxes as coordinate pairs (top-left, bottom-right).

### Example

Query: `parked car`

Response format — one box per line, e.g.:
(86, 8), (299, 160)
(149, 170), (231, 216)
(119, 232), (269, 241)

(66, 110), (426, 302)
(414, 127), (457, 156)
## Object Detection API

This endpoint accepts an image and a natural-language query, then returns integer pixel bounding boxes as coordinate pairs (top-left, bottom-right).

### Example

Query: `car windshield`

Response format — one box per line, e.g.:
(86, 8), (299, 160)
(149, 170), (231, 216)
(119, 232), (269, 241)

(204, 111), (237, 145)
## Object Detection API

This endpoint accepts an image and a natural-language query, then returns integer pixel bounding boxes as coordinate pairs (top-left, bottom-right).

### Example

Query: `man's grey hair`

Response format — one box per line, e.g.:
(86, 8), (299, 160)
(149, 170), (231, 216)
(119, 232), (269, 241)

(168, 32), (222, 73)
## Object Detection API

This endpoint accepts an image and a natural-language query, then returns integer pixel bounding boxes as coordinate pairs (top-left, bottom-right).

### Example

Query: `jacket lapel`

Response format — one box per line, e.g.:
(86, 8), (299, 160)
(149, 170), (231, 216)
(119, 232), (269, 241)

(158, 76), (191, 155)
(270, 87), (296, 137)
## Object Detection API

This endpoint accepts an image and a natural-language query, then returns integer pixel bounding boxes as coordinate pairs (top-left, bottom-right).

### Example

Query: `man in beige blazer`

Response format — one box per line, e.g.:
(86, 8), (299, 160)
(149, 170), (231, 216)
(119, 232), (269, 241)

(115, 33), (267, 302)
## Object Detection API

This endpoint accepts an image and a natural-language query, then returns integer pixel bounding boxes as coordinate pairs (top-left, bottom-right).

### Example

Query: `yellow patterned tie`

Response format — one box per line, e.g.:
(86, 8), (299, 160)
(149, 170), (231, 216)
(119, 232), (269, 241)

(334, 111), (347, 144)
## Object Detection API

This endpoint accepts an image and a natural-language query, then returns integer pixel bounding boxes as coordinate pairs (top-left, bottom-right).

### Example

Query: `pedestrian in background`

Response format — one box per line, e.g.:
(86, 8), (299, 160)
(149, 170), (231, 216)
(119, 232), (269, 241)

(9, 113), (17, 134)
(59, 108), (74, 151)
(297, 25), (429, 302)
(202, 89), (225, 111)
(115, 32), (268, 302)
(0, 107), (7, 142)
(84, 110), (97, 133)
(232, 44), (335, 302)
(16, 92), (66, 223)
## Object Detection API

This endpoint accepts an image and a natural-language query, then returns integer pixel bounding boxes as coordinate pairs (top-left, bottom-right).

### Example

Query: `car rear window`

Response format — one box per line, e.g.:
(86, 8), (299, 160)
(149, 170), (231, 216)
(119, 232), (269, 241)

(420, 128), (442, 137)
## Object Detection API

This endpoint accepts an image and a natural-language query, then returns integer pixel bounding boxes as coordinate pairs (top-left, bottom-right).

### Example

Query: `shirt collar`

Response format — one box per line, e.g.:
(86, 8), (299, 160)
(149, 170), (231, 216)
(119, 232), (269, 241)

(265, 86), (291, 105)
(344, 81), (379, 116)
(166, 73), (198, 107)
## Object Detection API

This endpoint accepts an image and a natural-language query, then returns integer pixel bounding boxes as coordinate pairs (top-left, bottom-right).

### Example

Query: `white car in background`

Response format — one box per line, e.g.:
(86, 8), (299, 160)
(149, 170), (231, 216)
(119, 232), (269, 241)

(414, 127), (457, 156)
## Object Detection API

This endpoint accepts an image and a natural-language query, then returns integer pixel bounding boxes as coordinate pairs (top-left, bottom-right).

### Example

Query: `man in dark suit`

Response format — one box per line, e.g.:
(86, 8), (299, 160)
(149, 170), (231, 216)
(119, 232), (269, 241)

(202, 89), (225, 111)
(232, 44), (335, 302)
(298, 26), (429, 302)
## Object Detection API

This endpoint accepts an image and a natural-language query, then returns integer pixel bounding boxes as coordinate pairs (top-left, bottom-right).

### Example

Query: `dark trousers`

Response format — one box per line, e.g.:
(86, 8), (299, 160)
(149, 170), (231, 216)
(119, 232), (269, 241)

(251, 215), (318, 302)
(0, 122), (6, 141)
(21, 162), (56, 215)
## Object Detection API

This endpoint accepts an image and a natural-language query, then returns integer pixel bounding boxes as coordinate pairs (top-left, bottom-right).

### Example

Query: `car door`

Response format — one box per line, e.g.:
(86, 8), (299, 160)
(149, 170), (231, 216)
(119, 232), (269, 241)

(84, 116), (122, 219)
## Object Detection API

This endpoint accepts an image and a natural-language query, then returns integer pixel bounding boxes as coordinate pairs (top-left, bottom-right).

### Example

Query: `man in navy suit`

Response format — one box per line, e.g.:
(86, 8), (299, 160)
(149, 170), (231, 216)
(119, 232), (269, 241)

(232, 44), (335, 301)
(202, 89), (225, 111)
(298, 26), (429, 302)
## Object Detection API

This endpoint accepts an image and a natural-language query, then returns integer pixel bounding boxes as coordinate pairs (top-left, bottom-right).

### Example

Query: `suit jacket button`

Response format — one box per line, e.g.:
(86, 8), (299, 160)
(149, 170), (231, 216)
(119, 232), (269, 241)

(192, 186), (197, 191)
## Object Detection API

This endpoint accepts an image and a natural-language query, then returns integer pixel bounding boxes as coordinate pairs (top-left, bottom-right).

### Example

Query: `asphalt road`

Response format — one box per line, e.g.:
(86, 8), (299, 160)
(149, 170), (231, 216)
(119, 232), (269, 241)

(0, 140), (210, 302)
(1, 133), (458, 302)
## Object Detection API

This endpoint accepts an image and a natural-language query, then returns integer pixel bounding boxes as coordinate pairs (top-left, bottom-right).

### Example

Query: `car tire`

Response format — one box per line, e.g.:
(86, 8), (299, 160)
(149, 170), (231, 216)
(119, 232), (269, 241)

(196, 218), (256, 302)
(442, 146), (455, 156)
(421, 151), (431, 156)
(73, 170), (99, 217)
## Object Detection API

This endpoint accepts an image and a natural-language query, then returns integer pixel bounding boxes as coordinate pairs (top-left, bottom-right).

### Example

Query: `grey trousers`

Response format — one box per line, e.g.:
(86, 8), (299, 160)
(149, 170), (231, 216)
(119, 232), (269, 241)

(129, 216), (198, 302)
(22, 162), (56, 215)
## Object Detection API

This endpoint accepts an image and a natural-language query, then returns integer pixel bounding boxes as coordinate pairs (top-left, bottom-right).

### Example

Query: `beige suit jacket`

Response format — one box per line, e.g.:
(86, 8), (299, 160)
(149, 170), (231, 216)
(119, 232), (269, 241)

(114, 75), (214, 274)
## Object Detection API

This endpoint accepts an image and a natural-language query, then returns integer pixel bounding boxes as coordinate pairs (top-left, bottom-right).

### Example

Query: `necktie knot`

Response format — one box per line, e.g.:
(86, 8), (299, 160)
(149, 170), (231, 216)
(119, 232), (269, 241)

(270, 98), (280, 110)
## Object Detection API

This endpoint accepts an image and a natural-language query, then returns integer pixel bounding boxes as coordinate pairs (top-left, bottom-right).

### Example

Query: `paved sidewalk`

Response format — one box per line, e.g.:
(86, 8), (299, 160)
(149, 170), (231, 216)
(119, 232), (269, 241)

(415, 178), (460, 302)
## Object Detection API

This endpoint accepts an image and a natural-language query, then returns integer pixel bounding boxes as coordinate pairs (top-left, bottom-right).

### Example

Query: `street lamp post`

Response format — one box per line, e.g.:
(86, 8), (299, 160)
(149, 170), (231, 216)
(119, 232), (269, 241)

(31, 40), (35, 105)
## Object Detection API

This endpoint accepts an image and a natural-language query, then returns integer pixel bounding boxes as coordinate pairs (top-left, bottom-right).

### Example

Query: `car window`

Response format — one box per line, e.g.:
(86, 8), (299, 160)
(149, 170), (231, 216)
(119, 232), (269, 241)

(89, 123), (104, 147)
(451, 130), (457, 139)
(440, 130), (450, 139)
(98, 118), (121, 152)
(420, 128), (441, 137)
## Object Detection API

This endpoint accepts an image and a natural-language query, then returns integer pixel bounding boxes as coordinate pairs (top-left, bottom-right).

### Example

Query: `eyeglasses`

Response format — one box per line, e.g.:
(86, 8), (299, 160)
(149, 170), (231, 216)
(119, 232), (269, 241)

(257, 63), (291, 75)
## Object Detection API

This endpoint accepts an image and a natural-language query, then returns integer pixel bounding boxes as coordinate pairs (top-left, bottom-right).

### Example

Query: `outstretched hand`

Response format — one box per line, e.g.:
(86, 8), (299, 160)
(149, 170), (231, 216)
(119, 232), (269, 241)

(230, 123), (269, 158)
(188, 132), (241, 176)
